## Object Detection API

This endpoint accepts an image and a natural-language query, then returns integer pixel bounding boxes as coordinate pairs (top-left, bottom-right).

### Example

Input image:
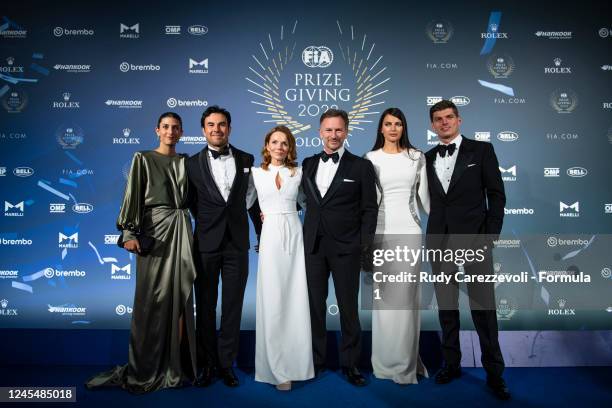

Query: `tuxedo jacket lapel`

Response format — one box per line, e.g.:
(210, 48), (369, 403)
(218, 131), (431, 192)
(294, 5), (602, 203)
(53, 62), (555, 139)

(447, 136), (474, 194)
(198, 148), (225, 204)
(226, 145), (242, 206)
(304, 157), (322, 205)
(321, 151), (353, 205)
(426, 149), (447, 198)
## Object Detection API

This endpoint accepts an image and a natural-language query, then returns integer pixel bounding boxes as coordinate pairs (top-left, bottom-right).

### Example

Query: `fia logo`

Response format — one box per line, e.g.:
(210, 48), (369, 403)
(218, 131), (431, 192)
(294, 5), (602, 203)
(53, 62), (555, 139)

(4, 201), (24, 217)
(58, 232), (79, 248)
(559, 201), (579, 217)
(302, 46), (333, 68)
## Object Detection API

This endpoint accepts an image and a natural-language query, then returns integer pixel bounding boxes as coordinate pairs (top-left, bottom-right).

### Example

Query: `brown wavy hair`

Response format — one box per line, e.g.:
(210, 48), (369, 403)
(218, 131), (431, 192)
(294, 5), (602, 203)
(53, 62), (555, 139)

(261, 125), (298, 174)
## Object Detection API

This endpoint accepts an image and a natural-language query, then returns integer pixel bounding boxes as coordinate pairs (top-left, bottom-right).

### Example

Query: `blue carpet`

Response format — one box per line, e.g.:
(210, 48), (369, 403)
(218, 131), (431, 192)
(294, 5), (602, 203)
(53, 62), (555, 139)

(0, 366), (610, 407)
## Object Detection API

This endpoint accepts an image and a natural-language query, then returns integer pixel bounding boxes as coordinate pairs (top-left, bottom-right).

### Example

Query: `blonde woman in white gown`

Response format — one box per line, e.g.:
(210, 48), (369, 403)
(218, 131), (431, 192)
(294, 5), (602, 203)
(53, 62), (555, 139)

(364, 108), (430, 384)
(251, 126), (314, 391)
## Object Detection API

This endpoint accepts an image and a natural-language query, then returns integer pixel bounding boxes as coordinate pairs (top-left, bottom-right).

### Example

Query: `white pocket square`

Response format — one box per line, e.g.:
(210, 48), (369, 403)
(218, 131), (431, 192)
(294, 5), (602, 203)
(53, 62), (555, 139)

(343, 178), (355, 182)
(467, 163), (477, 168)
(243, 168), (250, 173)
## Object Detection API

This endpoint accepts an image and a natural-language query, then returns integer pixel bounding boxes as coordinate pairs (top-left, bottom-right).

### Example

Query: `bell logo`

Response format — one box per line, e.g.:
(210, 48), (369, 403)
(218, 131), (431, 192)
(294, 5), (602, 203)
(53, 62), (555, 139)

(302, 46), (333, 68)
(4, 201), (24, 216)
(58, 232), (79, 248)
(560, 201), (579, 217)
(566, 167), (587, 177)
(111, 264), (131, 280)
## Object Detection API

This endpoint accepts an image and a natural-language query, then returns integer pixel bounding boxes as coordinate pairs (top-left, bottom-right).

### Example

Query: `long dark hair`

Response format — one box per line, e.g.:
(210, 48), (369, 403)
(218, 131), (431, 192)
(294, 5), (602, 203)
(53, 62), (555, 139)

(371, 108), (415, 152)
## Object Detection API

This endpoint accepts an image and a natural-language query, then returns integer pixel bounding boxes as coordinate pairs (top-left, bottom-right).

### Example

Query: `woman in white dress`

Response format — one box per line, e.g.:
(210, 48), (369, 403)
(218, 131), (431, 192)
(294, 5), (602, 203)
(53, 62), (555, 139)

(252, 126), (314, 391)
(365, 107), (430, 384)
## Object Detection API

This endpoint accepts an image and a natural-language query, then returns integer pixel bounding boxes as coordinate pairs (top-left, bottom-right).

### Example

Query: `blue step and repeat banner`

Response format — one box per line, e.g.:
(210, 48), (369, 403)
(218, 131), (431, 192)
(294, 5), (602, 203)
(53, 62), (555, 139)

(1, 0), (611, 330)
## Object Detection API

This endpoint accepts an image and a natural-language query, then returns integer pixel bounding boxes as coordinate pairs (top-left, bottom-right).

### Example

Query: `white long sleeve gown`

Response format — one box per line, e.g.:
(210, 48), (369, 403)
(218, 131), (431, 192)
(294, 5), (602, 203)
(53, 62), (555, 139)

(252, 165), (314, 385)
(365, 148), (430, 384)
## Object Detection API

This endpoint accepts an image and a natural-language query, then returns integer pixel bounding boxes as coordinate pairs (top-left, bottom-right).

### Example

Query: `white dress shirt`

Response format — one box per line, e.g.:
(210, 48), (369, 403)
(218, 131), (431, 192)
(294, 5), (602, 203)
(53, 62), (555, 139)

(315, 146), (345, 197)
(207, 145), (236, 202)
(434, 134), (462, 193)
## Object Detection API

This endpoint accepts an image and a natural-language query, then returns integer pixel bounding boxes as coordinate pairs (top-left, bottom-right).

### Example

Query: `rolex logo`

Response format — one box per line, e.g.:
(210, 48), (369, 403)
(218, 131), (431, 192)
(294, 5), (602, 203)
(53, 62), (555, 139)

(1, 299), (7, 308)
(62, 92), (71, 101)
(494, 263), (502, 273)
(490, 23), (498, 32)
(123, 128), (131, 137)
(554, 58), (562, 67)
(7, 57), (14, 65)
(557, 298), (566, 308)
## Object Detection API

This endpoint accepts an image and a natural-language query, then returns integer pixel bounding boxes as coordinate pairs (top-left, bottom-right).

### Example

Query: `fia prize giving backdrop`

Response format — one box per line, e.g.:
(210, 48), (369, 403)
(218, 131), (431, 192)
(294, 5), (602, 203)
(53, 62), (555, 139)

(1, 0), (611, 334)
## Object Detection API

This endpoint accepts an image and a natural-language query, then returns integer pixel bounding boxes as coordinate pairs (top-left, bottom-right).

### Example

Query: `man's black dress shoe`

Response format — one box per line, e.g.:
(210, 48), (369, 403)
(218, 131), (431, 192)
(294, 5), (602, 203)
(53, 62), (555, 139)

(487, 376), (511, 400)
(342, 367), (366, 386)
(195, 367), (215, 387)
(220, 367), (239, 387)
(434, 366), (462, 384)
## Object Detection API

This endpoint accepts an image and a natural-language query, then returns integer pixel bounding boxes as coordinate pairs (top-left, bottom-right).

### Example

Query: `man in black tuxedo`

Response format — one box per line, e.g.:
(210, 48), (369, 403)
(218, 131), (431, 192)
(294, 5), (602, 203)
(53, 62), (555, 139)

(425, 100), (510, 400)
(186, 106), (260, 387)
(301, 109), (378, 386)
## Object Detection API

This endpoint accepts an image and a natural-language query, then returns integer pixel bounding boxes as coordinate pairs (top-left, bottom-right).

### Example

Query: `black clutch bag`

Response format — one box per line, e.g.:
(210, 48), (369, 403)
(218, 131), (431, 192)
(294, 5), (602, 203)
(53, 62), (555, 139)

(117, 233), (155, 256)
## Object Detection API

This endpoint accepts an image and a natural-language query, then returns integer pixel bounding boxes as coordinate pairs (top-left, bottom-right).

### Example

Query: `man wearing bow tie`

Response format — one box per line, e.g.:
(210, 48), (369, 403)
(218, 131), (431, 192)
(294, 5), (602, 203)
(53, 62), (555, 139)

(425, 100), (510, 400)
(301, 109), (378, 386)
(186, 105), (261, 388)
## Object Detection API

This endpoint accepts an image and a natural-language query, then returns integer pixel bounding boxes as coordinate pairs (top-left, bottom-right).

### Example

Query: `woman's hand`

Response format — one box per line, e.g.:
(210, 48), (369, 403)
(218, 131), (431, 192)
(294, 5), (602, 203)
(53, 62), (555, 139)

(123, 239), (141, 254)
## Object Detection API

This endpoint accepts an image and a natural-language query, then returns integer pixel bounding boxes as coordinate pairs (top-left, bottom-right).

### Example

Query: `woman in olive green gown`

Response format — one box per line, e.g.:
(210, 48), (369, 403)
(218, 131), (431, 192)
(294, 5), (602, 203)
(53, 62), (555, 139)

(86, 112), (197, 394)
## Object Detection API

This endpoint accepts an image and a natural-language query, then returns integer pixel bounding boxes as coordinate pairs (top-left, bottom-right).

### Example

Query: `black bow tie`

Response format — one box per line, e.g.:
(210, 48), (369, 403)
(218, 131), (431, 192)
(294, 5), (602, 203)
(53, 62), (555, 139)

(209, 146), (230, 159)
(438, 143), (456, 158)
(320, 151), (339, 163)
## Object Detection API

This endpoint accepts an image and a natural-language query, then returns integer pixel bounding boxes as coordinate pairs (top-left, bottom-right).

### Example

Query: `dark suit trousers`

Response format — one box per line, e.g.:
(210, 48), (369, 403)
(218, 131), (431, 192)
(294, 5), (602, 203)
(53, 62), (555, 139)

(194, 232), (248, 369)
(305, 235), (362, 368)
(433, 258), (505, 378)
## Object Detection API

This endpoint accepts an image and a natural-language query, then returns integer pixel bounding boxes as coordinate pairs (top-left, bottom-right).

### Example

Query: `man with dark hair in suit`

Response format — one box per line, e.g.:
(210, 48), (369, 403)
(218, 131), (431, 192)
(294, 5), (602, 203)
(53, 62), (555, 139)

(301, 108), (378, 386)
(186, 105), (260, 387)
(425, 100), (510, 400)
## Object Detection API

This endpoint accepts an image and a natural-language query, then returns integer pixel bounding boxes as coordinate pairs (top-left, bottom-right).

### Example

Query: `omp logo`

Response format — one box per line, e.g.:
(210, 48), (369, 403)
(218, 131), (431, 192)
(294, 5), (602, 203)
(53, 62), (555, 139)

(111, 264), (131, 280)
(427, 96), (443, 106)
(58, 232), (78, 248)
(165, 25), (181, 35)
(4, 201), (24, 216)
(475, 131), (491, 142)
(120, 23), (139, 38)
(50, 203), (66, 213)
(189, 58), (208, 74)
(104, 234), (120, 244)
(560, 201), (579, 217)
(566, 167), (587, 177)
(544, 167), (560, 177)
